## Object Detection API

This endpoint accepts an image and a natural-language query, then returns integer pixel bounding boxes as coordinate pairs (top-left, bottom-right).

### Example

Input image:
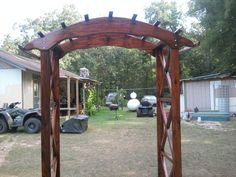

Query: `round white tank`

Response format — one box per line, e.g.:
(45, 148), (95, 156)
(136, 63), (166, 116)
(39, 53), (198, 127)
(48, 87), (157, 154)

(127, 92), (140, 111)
(127, 99), (140, 111)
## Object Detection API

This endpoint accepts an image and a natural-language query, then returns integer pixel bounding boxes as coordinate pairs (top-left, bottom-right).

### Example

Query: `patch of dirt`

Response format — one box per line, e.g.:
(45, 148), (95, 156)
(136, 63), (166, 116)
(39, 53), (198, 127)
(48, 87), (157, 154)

(0, 136), (16, 167)
(183, 120), (225, 130)
(19, 139), (40, 148)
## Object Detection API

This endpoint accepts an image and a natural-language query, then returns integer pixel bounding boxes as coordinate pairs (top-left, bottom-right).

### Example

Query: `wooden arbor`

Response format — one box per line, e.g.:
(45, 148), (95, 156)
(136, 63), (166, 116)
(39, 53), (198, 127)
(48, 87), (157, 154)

(23, 14), (194, 177)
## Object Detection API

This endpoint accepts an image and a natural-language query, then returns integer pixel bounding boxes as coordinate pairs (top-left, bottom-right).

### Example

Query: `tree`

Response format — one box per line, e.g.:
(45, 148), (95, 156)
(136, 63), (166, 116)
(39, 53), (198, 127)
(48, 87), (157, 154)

(188, 0), (236, 74)
(1, 4), (81, 55)
(1, 35), (20, 54)
(1, 4), (156, 99)
(62, 47), (155, 96)
(144, 0), (183, 32)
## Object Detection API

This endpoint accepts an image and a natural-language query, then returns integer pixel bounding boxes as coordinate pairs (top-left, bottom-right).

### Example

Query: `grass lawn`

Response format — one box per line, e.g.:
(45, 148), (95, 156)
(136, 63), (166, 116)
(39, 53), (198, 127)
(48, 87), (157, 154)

(0, 107), (236, 177)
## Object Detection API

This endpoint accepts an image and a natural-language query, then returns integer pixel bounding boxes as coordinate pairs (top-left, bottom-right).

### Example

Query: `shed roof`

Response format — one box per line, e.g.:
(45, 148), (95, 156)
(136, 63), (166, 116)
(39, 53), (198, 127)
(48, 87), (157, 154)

(0, 49), (99, 83)
(181, 73), (236, 82)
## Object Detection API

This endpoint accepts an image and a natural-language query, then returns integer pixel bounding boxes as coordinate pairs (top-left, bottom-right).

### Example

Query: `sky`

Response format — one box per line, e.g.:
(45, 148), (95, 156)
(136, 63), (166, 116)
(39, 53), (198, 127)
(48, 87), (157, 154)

(0, 0), (190, 39)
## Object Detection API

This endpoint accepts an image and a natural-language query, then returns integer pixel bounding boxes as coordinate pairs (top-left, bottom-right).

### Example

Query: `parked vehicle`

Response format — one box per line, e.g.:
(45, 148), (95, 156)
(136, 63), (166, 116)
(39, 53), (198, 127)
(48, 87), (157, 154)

(105, 92), (117, 106)
(141, 95), (157, 106)
(137, 100), (154, 117)
(0, 102), (41, 134)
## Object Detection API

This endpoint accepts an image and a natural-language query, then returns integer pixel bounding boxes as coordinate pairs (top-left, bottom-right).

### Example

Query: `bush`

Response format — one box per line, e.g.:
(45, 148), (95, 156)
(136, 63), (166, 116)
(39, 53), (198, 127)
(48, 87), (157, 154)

(85, 87), (97, 116)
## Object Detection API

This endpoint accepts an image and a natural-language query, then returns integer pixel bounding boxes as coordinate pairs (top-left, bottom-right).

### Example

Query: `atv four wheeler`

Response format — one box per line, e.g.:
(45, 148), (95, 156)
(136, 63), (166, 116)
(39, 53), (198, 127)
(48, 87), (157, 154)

(0, 102), (41, 134)
(137, 100), (154, 117)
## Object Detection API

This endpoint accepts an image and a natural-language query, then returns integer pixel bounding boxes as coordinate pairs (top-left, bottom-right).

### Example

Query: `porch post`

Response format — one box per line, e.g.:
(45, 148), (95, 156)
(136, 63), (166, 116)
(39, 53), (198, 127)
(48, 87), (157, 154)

(76, 79), (79, 114)
(83, 83), (86, 112)
(40, 50), (51, 177)
(66, 77), (71, 119)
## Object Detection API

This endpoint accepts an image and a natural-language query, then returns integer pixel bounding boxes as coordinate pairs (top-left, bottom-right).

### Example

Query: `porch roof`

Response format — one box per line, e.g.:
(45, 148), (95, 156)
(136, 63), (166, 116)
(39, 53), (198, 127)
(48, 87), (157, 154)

(0, 49), (98, 83)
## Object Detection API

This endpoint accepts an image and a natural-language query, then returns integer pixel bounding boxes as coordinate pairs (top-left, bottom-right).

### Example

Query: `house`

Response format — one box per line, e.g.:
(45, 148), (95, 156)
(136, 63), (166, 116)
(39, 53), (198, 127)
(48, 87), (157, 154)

(181, 73), (236, 113)
(0, 49), (98, 116)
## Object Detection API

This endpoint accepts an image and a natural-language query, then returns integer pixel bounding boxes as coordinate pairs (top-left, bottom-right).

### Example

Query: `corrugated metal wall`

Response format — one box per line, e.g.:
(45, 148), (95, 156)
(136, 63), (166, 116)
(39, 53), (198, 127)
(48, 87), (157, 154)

(221, 80), (236, 112)
(184, 79), (236, 112)
(184, 81), (211, 111)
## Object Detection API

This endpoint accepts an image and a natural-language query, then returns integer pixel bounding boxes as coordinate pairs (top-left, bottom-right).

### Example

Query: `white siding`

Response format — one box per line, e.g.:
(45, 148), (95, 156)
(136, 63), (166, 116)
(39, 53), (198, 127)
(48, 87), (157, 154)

(184, 79), (236, 113)
(180, 82), (185, 113)
(22, 71), (33, 108)
(0, 69), (22, 108)
(210, 81), (215, 110)
(184, 81), (211, 111)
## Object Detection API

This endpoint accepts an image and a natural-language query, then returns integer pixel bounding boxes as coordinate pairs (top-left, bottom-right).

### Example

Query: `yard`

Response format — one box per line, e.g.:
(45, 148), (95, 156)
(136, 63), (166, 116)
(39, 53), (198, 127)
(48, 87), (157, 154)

(0, 108), (236, 177)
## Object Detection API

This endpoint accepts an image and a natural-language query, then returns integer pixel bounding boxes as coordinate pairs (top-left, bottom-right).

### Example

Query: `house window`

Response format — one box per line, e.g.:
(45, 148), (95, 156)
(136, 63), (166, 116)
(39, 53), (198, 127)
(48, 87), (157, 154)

(33, 78), (39, 108)
(33, 81), (39, 97)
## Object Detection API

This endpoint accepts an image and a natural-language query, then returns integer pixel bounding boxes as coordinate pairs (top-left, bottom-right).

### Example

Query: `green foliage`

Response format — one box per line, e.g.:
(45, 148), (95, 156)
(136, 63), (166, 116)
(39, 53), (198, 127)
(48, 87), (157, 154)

(18, 4), (81, 40)
(62, 47), (156, 96)
(144, 0), (182, 31)
(112, 88), (126, 109)
(1, 35), (20, 54)
(85, 87), (97, 116)
(1, 4), (81, 55)
(187, 0), (236, 74)
(1, 3), (156, 105)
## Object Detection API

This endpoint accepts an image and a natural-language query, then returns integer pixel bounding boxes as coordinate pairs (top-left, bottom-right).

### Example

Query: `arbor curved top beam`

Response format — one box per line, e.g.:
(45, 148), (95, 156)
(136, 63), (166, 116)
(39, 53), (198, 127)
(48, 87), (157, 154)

(24, 17), (194, 51)
(59, 34), (157, 57)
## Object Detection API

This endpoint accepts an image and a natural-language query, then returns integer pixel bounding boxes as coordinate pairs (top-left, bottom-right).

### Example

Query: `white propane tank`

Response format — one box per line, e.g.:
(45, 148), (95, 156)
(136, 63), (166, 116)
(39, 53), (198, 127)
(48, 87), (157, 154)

(127, 92), (140, 111)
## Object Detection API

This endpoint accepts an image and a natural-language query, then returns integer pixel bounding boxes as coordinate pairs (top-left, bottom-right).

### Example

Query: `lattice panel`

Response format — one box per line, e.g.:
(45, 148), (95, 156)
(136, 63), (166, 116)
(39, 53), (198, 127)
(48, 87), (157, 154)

(156, 47), (181, 177)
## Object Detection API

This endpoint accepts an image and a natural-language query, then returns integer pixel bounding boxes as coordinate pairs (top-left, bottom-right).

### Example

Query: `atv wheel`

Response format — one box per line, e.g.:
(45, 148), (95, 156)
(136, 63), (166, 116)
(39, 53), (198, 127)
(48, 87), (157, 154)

(0, 119), (8, 133)
(24, 118), (41, 133)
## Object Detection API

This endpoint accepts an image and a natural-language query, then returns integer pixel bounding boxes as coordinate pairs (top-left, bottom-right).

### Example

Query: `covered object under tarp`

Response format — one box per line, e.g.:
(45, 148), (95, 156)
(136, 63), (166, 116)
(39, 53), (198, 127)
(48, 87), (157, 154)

(60, 114), (88, 133)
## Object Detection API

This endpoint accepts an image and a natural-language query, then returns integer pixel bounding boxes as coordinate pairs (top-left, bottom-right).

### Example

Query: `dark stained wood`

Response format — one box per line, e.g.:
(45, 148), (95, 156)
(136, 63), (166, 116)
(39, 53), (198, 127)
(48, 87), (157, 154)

(60, 34), (156, 57)
(61, 22), (66, 29)
(170, 49), (182, 177)
(51, 50), (60, 177)
(156, 54), (165, 177)
(24, 15), (194, 177)
(18, 45), (40, 59)
(24, 17), (194, 50)
(84, 14), (89, 22)
(159, 50), (172, 95)
(154, 20), (161, 27)
(159, 97), (171, 103)
(40, 51), (51, 177)
(175, 28), (183, 35)
(166, 107), (172, 129)
(38, 31), (45, 38)
(157, 47), (183, 177)
(108, 11), (113, 21)
(131, 14), (138, 24)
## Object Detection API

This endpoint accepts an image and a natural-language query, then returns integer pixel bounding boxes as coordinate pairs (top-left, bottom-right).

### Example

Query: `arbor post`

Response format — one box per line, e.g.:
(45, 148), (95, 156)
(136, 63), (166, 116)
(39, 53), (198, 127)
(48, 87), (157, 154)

(170, 49), (182, 177)
(51, 50), (61, 177)
(156, 52), (165, 177)
(40, 50), (51, 177)
(155, 47), (182, 177)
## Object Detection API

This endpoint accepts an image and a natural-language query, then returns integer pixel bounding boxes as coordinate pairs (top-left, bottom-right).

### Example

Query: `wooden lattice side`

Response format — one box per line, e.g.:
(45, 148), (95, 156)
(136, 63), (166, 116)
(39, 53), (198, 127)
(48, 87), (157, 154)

(24, 16), (194, 177)
(156, 47), (181, 177)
